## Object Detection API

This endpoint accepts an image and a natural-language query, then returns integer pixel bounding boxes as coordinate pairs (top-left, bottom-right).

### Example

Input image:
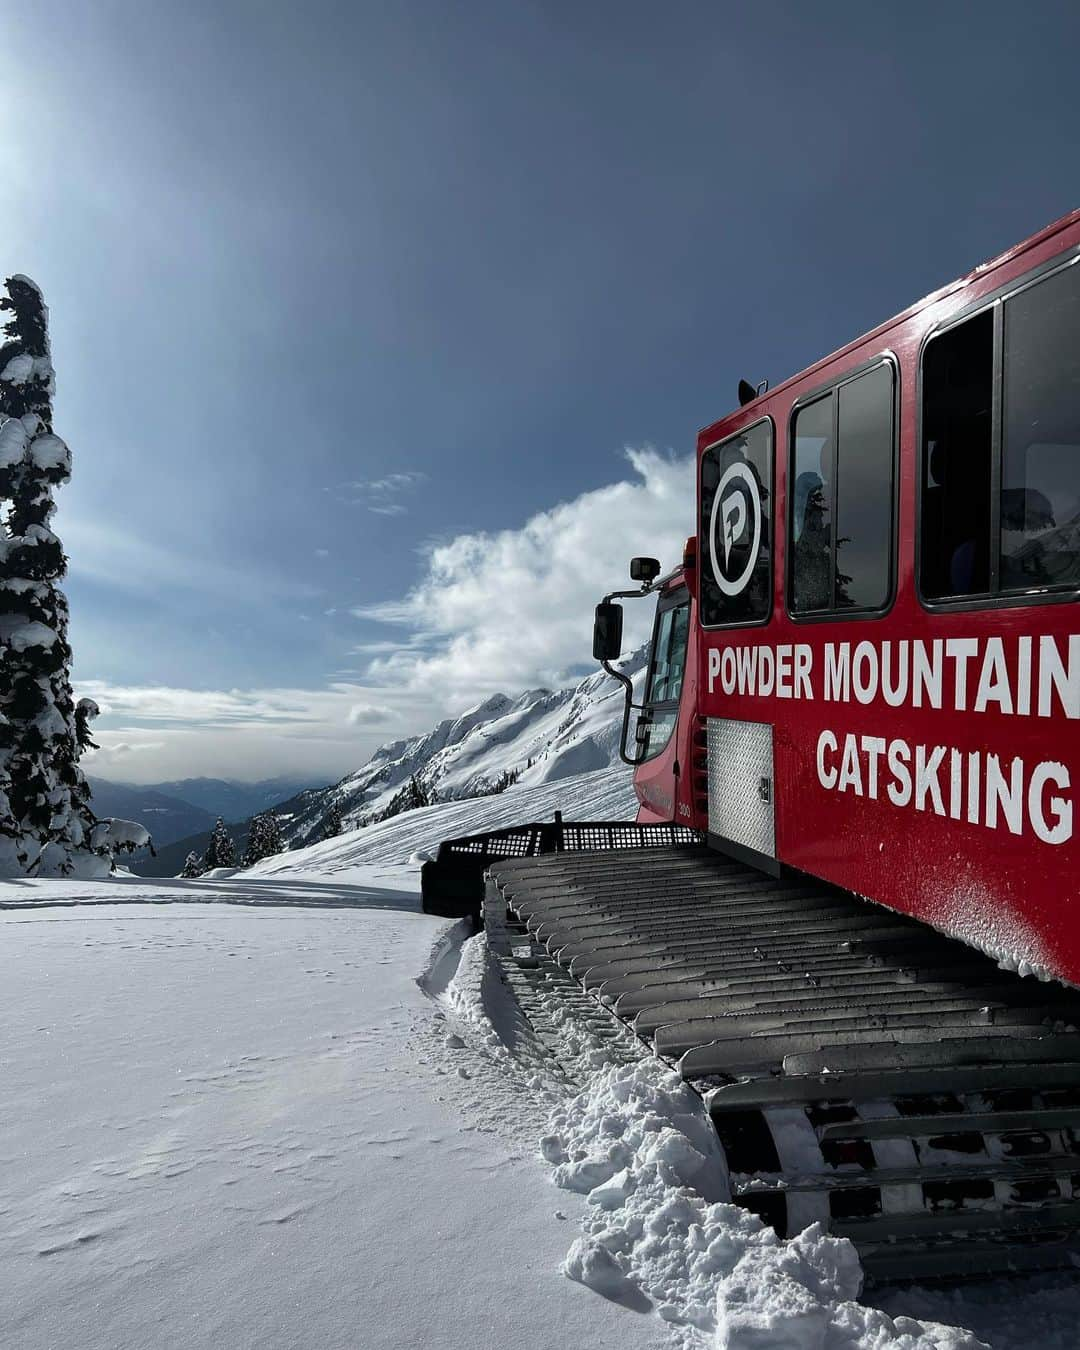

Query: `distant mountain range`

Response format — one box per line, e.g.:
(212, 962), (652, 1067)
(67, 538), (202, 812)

(133, 650), (646, 877)
(147, 776), (324, 822)
(87, 775), (325, 851)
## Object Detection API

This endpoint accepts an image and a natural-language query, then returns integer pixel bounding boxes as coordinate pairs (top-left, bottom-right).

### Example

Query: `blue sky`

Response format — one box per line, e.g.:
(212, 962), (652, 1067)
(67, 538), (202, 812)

(3, 1), (1078, 782)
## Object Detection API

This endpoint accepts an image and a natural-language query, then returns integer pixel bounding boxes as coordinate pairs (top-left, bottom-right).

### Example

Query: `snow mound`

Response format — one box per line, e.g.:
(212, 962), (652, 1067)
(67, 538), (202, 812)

(543, 1060), (985, 1350)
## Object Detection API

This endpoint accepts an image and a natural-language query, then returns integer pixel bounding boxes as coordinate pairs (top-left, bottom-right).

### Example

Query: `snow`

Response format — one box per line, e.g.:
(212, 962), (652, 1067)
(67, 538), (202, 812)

(0, 413), (28, 465)
(29, 431), (70, 471)
(0, 882), (661, 1350)
(251, 763), (639, 875)
(1, 351), (34, 383)
(4, 772), (1080, 1348)
(0, 615), (60, 652)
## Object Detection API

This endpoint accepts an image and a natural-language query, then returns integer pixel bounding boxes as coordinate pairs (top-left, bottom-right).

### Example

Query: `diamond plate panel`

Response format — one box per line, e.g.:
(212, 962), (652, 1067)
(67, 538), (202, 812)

(707, 717), (775, 857)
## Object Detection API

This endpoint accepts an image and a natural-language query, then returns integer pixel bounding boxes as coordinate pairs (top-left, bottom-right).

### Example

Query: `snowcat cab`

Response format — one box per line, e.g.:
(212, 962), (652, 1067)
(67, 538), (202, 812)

(592, 551), (700, 827)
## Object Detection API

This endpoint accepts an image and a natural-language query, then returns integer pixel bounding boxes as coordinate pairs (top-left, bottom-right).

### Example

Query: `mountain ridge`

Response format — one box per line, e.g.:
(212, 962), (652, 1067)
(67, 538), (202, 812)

(133, 649), (646, 876)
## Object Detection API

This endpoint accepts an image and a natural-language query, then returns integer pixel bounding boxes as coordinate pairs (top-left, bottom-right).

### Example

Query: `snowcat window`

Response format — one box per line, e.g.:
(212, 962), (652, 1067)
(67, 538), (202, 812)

(641, 594), (689, 760)
(699, 418), (773, 628)
(920, 256), (1080, 603)
(921, 310), (994, 599)
(1000, 260), (1080, 592)
(789, 360), (896, 616)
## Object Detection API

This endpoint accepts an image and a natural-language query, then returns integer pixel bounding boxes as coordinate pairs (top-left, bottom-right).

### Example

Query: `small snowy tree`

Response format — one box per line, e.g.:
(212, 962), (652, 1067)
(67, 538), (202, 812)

(320, 804), (343, 840)
(180, 851), (204, 878)
(203, 818), (237, 870)
(0, 275), (147, 876)
(242, 812), (283, 868)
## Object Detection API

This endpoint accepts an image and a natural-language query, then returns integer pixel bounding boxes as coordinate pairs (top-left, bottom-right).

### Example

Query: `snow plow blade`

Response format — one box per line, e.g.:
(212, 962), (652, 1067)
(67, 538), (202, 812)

(419, 815), (701, 920)
(485, 844), (1080, 1282)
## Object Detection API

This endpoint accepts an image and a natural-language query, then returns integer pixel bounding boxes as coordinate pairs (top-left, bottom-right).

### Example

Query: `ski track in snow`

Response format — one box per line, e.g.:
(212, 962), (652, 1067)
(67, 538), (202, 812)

(3, 766), (1080, 1348)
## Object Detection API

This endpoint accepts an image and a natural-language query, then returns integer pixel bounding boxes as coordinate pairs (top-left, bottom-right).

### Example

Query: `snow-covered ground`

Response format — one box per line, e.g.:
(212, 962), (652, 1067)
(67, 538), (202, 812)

(4, 766), (1080, 1349)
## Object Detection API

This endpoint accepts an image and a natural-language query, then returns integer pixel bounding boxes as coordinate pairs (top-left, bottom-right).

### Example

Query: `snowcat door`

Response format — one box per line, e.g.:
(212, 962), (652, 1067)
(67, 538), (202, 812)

(706, 715), (778, 875)
(634, 588), (690, 822)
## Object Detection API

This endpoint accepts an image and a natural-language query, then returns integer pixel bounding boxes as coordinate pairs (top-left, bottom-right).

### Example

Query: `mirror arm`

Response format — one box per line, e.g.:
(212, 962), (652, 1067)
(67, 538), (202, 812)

(601, 657), (649, 767)
(597, 578), (658, 767)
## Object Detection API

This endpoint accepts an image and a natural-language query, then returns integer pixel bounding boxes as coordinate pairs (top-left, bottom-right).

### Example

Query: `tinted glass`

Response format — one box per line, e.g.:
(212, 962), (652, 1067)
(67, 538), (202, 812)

(640, 709), (678, 762)
(835, 364), (893, 610)
(648, 602), (689, 704)
(790, 395), (834, 612)
(699, 419), (772, 627)
(641, 598), (689, 761)
(1001, 262), (1080, 592)
(920, 309), (994, 599)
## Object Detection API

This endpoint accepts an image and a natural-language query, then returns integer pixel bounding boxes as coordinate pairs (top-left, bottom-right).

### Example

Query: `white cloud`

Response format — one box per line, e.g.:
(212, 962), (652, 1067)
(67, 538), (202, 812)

(75, 680), (414, 783)
(75, 449), (692, 784)
(347, 703), (394, 726)
(332, 470), (427, 514)
(355, 447), (692, 702)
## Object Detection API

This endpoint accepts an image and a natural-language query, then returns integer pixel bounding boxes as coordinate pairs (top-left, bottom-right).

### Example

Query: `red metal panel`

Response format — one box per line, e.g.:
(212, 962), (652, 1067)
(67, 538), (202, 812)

(684, 212), (1080, 986)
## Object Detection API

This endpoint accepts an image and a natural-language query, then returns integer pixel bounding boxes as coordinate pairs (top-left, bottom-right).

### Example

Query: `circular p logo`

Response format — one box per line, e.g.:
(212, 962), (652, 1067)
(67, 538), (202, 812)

(709, 462), (762, 597)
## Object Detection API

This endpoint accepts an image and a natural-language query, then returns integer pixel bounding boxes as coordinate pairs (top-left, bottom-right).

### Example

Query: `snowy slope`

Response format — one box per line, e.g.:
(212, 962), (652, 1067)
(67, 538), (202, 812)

(274, 648), (647, 845)
(254, 764), (639, 876)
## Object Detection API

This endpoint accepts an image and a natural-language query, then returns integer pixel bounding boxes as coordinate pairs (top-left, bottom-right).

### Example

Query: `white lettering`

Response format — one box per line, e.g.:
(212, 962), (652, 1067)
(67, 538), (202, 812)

(736, 645), (756, 695)
(986, 754), (1024, 835)
(1016, 635), (1032, 716)
(881, 641), (909, 707)
(912, 640), (943, 709)
(949, 748), (963, 820)
(915, 744), (946, 815)
(794, 645), (813, 700)
(825, 643), (850, 702)
(775, 644), (793, 698)
(1038, 634), (1080, 720)
(838, 734), (863, 795)
(967, 750), (981, 825)
(862, 735), (886, 799)
(946, 638), (980, 711)
(758, 645), (775, 698)
(887, 739), (912, 807)
(852, 641), (879, 705)
(974, 637), (1013, 714)
(816, 729), (838, 789)
(720, 647), (736, 695)
(708, 647), (722, 693)
(1029, 761), (1073, 844)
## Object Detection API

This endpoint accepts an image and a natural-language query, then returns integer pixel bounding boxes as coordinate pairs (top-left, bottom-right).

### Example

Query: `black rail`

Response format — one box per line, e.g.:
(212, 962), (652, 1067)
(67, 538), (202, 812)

(420, 814), (701, 919)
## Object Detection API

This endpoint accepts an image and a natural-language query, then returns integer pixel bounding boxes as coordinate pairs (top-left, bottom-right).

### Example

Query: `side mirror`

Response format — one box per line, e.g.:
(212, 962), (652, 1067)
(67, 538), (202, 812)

(630, 556), (661, 584)
(592, 601), (624, 661)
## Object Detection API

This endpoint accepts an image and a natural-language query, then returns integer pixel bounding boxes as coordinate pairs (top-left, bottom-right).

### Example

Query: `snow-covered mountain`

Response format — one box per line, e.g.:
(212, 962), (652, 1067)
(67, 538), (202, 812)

(135, 650), (646, 875)
(274, 647), (647, 845)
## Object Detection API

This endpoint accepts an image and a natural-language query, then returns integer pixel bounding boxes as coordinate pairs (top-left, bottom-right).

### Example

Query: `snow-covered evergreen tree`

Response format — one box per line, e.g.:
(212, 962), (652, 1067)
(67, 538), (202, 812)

(180, 851), (204, 878)
(203, 818), (237, 870)
(242, 812), (283, 868)
(320, 805), (343, 840)
(0, 275), (148, 876)
(378, 774), (436, 823)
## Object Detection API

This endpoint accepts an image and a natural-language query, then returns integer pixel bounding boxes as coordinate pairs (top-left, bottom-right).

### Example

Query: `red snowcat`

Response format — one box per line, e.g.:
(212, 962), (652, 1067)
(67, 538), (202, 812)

(423, 209), (1080, 1280)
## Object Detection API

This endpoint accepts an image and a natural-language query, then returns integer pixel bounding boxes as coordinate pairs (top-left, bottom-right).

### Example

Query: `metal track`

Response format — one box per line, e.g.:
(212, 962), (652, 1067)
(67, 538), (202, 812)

(485, 844), (1080, 1282)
